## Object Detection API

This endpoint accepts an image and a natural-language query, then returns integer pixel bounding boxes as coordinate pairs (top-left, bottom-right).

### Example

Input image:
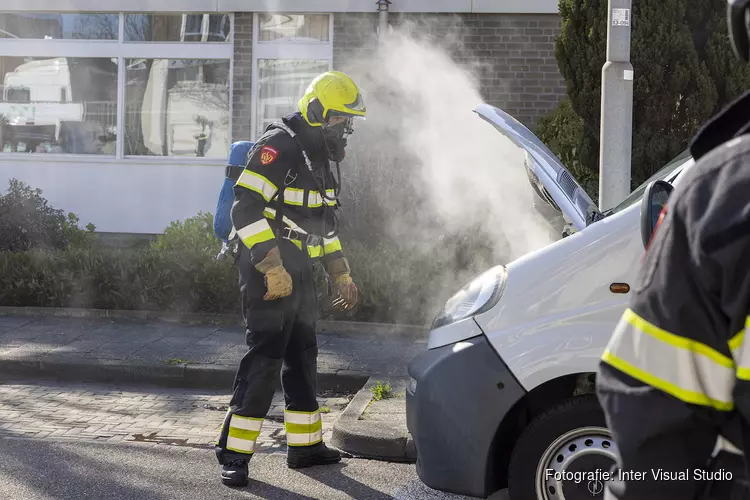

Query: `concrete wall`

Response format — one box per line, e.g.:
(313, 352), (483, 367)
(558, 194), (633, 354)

(332, 12), (565, 129)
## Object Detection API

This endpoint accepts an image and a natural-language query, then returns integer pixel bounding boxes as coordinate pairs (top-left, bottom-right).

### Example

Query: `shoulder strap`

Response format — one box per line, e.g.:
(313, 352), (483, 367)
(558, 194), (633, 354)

(270, 122), (316, 174)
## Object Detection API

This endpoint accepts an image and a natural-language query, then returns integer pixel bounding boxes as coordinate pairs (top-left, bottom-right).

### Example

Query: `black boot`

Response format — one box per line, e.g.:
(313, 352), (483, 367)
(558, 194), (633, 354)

(287, 442), (342, 469)
(221, 459), (249, 487)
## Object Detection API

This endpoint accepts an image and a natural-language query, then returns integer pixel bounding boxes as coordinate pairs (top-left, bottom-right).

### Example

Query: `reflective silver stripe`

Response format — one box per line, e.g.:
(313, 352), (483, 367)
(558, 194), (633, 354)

(226, 435), (256, 453)
(715, 435), (743, 456)
(602, 309), (735, 410)
(284, 409), (323, 446)
(308, 191), (323, 207)
(284, 188), (305, 206)
(284, 411), (321, 425)
(287, 429), (322, 446)
(308, 190), (337, 208)
(237, 219), (274, 247)
(229, 415), (263, 431)
(236, 170), (277, 202)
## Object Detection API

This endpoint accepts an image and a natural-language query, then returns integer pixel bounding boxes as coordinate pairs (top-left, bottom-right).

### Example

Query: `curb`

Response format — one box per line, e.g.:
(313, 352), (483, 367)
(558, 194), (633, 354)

(331, 377), (416, 463)
(0, 357), (368, 394)
(0, 307), (429, 340)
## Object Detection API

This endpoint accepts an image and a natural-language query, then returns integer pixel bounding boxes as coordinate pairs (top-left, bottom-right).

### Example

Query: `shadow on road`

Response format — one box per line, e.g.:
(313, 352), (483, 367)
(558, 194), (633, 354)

(239, 479), (320, 499)
(298, 462), (392, 500)
(0, 431), (176, 499)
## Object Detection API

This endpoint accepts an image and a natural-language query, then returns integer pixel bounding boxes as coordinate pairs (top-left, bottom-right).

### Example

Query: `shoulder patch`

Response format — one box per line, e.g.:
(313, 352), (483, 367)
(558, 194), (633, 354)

(260, 146), (279, 165)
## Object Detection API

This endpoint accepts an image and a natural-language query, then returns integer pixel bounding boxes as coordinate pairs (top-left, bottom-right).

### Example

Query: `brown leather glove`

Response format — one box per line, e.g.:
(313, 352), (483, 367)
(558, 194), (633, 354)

(327, 257), (358, 311)
(255, 247), (293, 301)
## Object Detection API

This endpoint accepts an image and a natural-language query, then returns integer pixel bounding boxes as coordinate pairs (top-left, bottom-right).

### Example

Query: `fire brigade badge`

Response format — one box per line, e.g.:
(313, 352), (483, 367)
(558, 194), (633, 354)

(260, 146), (279, 165)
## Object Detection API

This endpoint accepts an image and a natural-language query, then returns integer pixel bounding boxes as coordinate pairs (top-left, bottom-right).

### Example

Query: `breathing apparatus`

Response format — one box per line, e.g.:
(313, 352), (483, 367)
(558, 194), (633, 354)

(296, 71), (367, 238)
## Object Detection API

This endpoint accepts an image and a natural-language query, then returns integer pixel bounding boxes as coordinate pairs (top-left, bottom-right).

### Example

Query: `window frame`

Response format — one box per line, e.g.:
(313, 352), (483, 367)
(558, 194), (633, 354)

(0, 11), (234, 162)
(250, 13), (333, 140)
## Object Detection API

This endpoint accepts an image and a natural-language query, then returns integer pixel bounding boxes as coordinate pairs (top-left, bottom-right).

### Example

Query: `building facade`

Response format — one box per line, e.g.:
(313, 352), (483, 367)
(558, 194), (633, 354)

(0, 0), (564, 235)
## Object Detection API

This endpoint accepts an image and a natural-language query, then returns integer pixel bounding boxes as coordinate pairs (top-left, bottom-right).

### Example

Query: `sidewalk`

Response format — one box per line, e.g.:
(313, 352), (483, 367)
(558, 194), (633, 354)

(0, 315), (426, 393)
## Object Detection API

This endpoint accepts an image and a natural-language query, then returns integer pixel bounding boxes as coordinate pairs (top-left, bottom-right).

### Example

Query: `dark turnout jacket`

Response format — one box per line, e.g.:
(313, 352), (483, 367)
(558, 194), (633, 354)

(597, 90), (750, 499)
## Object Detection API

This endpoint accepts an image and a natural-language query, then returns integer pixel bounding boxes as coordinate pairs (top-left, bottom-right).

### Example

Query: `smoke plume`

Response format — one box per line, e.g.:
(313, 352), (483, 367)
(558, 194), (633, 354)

(334, 21), (559, 324)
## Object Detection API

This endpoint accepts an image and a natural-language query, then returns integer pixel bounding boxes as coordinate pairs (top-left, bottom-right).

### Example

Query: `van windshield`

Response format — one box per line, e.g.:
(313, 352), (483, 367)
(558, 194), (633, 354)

(605, 149), (692, 216)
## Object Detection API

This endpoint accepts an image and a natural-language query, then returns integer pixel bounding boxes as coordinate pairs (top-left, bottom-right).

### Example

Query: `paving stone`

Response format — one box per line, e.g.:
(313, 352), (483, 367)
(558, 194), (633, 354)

(0, 380), (348, 449)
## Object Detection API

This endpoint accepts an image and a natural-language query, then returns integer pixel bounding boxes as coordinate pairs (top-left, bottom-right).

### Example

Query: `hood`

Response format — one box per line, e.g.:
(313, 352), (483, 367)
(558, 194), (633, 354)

(474, 103), (600, 232)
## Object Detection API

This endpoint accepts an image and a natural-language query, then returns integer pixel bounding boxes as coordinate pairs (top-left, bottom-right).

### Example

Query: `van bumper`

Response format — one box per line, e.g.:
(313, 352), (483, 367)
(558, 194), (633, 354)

(406, 334), (526, 498)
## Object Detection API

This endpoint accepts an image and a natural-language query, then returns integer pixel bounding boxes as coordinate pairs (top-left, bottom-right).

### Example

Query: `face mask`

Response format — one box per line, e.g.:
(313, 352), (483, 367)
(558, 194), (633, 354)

(322, 120), (351, 163)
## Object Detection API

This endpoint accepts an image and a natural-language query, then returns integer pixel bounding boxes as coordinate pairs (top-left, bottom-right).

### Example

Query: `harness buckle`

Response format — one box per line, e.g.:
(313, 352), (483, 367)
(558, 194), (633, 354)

(281, 226), (322, 248)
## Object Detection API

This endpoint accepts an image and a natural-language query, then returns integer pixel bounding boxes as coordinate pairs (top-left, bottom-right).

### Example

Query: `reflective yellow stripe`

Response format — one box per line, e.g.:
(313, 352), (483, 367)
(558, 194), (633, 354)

(735, 317), (750, 380)
(285, 421), (323, 435)
(237, 219), (275, 248)
(323, 237), (342, 255)
(602, 350), (734, 411)
(622, 309), (734, 368)
(228, 427), (261, 442)
(284, 409), (323, 447)
(224, 414), (263, 454)
(236, 170), (277, 202)
(288, 239), (323, 258)
(601, 308), (735, 411)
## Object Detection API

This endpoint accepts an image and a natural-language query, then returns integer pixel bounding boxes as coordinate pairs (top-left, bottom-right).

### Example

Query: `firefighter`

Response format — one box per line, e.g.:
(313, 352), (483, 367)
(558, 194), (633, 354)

(215, 71), (365, 487)
(596, 1), (750, 498)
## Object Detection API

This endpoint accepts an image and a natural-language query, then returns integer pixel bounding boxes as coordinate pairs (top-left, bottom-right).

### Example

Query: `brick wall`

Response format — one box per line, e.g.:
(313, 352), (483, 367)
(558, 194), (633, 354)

(333, 13), (565, 130)
(232, 13), (253, 142)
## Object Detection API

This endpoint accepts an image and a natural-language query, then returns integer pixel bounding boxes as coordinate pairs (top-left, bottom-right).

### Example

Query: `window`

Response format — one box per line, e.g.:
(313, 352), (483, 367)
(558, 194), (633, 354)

(125, 14), (231, 43)
(0, 56), (117, 154)
(252, 14), (333, 139)
(259, 14), (330, 42)
(257, 59), (329, 133)
(125, 59), (229, 157)
(0, 12), (233, 159)
(0, 13), (118, 40)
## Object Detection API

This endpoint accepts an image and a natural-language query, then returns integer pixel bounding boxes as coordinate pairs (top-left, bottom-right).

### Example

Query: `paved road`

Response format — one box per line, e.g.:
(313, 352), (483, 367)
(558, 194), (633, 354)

(0, 439), (508, 500)
(0, 379), (508, 499)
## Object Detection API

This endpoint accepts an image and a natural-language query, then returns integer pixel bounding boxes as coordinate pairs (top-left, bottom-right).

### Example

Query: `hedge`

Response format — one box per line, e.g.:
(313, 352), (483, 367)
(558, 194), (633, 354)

(0, 169), (501, 326)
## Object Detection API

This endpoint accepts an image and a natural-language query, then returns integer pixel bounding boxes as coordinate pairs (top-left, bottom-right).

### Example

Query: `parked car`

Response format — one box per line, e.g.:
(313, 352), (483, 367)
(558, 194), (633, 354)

(405, 103), (692, 500)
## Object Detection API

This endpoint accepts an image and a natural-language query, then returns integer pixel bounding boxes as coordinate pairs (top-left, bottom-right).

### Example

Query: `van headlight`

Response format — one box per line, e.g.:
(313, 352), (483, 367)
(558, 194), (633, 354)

(431, 266), (507, 329)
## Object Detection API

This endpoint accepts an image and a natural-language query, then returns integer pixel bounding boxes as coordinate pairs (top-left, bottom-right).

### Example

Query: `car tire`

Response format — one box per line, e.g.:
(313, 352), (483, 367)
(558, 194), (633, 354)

(507, 395), (618, 500)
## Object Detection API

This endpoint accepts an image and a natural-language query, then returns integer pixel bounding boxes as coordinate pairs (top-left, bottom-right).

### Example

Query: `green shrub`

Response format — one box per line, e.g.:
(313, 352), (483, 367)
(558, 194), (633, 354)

(0, 179), (96, 252)
(150, 212), (221, 256)
(0, 246), (240, 314)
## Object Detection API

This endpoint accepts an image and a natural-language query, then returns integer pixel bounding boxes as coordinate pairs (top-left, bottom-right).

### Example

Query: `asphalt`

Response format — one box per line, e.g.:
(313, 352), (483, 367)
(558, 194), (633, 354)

(0, 314), (427, 393)
(0, 438), (509, 499)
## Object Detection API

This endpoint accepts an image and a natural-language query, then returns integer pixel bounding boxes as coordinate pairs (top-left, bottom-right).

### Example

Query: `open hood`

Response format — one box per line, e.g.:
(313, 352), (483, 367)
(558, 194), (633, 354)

(474, 103), (600, 232)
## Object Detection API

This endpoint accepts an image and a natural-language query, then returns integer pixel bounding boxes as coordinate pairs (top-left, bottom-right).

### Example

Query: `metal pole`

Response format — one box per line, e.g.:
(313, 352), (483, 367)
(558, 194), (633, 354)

(376, 0), (391, 39)
(598, 0), (633, 211)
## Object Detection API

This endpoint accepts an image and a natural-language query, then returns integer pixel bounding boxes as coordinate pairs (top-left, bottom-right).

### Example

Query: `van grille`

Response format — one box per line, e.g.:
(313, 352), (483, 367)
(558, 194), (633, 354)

(559, 170), (578, 199)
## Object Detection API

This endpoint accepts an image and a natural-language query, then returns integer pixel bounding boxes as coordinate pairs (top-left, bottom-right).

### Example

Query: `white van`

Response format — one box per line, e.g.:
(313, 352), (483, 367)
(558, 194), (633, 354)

(405, 103), (693, 500)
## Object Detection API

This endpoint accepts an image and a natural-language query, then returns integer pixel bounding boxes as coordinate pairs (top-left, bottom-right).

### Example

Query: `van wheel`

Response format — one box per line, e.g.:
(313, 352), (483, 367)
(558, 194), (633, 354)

(507, 395), (618, 500)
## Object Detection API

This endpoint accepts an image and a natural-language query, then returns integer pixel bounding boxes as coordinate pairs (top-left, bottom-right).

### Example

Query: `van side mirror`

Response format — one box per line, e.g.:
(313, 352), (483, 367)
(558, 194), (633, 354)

(640, 180), (674, 248)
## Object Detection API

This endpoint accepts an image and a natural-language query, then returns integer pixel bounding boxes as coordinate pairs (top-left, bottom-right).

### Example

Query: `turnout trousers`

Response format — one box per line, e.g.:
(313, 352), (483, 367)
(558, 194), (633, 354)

(216, 240), (321, 464)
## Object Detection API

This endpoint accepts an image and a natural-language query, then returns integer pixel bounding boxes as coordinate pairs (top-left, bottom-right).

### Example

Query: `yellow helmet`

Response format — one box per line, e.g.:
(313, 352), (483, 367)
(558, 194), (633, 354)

(298, 71), (366, 127)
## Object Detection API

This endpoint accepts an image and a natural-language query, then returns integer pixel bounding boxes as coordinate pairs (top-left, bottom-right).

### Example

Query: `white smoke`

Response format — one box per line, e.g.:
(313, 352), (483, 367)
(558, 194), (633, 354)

(330, 21), (560, 324)
(342, 23), (556, 262)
